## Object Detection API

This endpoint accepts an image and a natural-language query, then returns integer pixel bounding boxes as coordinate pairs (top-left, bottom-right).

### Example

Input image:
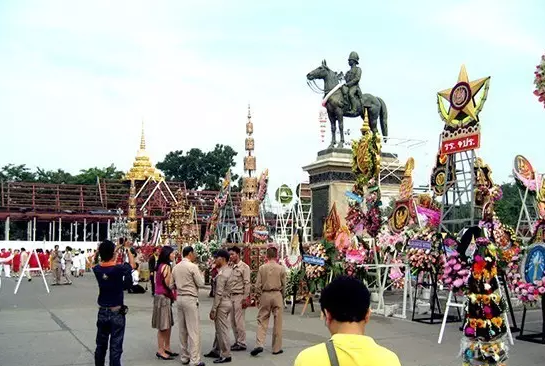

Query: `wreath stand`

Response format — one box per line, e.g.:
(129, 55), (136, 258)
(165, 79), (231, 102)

(438, 275), (515, 344)
(516, 295), (545, 344)
(498, 271), (520, 332)
(412, 266), (460, 324)
(365, 238), (412, 319)
(515, 183), (537, 243)
(290, 230), (315, 316)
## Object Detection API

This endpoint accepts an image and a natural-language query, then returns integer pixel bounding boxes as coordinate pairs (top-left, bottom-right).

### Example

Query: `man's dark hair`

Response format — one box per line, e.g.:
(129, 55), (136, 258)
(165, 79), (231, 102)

(320, 276), (371, 323)
(98, 240), (116, 262)
(182, 246), (194, 257)
(54, 245), (59, 249)
(119, 237), (125, 246)
(214, 249), (230, 261)
(266, 246), (278, 259)
(228, 246), (241, 255)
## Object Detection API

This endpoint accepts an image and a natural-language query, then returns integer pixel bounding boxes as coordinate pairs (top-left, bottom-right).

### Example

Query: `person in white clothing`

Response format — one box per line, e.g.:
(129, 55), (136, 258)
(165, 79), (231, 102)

(72, 252), (80, 277)
(78, 251), (86, 276)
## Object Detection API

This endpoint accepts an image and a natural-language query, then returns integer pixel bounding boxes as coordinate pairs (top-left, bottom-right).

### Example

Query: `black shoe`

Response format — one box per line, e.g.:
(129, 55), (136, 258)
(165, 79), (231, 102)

(194, 362), (205, 366)
(272, 350), (284, 355)
(165, 350), (179, 357)
(156, 352), (174, 360)
(250, 347), (263, 357)
(213, 357), (231, 364)
(204, 351), (220, 359)
(230, 344), (246, 351)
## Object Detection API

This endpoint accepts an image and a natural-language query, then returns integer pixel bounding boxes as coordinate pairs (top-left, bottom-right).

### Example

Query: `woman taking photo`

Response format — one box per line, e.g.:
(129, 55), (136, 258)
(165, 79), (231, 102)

(151, 246), (178, 360)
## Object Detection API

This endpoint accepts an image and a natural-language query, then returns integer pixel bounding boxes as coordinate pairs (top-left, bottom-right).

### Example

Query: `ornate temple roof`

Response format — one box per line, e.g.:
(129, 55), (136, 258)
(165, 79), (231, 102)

(124, 123), (164, 182)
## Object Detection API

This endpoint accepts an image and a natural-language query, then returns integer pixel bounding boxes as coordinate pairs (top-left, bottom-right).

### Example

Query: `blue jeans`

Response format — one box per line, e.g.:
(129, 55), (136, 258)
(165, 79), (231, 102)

(95, 308), (126, 366)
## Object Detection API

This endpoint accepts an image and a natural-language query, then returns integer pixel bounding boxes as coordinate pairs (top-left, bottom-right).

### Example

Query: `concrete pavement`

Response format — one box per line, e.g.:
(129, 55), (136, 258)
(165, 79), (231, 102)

(0, 274), (543, 366)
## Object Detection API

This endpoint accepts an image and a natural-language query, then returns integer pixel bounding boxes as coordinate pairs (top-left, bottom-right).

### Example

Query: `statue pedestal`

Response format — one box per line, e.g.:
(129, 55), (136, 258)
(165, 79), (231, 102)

(302, 148), (404, 240)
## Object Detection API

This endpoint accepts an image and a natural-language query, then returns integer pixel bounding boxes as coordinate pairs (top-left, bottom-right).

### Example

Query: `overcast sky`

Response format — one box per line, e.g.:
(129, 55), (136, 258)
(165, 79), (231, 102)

(1, 0), (544, 196)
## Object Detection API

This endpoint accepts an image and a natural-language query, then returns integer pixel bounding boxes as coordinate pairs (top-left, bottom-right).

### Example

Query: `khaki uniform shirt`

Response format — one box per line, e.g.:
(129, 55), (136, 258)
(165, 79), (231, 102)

(255, 260), (286, 297)
(212, 266), (233, 312)
(51, 250), (62, 268)
(230, 260), (251, 297)
(172, 258), (205, 298)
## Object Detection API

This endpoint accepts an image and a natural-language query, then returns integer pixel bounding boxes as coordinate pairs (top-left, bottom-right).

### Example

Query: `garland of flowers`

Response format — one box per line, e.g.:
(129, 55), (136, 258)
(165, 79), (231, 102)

(304, 240), (337, 293)
(346, 120), (382, 238)
(284, 255), (302, 269)
(257, 169), (269, 202)
(442, 250), (470, 294)
(534, 53), (545, 108)
(462, 237), (509, 366)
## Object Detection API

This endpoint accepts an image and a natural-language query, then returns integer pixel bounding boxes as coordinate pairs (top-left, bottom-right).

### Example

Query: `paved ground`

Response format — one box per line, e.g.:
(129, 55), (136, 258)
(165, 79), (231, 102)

(0, 274), (543, 366)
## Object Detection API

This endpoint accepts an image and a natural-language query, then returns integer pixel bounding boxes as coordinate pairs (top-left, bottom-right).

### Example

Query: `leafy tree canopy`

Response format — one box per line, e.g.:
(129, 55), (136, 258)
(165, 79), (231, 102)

(0, 164), (123, 185)
(157, 144), (239, 190)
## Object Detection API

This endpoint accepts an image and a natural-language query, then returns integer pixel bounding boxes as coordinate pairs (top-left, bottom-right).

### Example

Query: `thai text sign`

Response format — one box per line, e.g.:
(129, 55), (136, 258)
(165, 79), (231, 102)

(303, 254), (325, 266)
(408, 239), (432, 250)
(440, 132), (480, 155)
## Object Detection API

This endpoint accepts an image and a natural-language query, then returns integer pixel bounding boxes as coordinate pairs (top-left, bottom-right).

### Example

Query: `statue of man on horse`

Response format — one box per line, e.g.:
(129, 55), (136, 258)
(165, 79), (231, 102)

(307, 51), (388, 149)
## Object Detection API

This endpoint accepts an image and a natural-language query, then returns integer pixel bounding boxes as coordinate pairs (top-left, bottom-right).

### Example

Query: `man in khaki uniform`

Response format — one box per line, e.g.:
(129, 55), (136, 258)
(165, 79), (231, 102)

(206, 249), (233, 364)
(250, 246), (287, 357)
(51, 245), (62, 285)
(172, 246), (206, 366)
(227, 246), (250, 351)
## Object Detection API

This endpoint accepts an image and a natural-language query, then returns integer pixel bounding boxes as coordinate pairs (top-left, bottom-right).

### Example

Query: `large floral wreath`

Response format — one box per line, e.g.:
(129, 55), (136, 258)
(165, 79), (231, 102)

(534, 53), (545, 108)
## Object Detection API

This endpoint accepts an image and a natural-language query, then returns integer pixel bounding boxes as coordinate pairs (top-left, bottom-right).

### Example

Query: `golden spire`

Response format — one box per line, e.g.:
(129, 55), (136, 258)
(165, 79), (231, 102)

(140, 120), (146, 150)
(124, 121), (164, 182)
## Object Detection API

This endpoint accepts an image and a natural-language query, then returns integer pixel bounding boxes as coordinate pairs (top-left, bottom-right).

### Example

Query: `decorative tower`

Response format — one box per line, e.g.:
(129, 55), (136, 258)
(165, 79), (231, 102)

(124, 121), (164, 236)
(241, 105), (260, 242)
(124, 122), (164, 182)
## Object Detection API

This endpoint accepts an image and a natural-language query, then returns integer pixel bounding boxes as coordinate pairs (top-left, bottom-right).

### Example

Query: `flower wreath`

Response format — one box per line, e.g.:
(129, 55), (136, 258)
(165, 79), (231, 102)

(284, 255), (302, 268)
(534, 53), (545, 108)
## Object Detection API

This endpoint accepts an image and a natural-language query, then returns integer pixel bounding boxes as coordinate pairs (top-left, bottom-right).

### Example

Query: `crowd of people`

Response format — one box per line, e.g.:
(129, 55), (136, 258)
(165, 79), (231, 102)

(0, 246), (98, 283)
(4, 239), (401, 366)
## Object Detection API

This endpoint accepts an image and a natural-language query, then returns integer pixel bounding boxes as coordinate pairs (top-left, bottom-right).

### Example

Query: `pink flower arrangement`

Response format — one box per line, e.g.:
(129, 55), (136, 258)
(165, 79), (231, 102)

(407, 248), (442, 274)
(345, 248), (368, 264)
(534, 53), (545, 108)
(441, 251), (469, 293)
(377, 230), (405, 251)
(513, 277), (545, 304)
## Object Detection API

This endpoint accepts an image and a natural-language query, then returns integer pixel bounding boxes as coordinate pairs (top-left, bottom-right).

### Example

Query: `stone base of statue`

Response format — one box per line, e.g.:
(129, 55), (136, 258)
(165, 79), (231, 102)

(302, 148), (404, 240)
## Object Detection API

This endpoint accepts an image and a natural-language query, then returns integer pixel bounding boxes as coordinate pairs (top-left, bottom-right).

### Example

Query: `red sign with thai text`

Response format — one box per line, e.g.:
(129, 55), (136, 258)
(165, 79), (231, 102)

(440, 133), (480, 155)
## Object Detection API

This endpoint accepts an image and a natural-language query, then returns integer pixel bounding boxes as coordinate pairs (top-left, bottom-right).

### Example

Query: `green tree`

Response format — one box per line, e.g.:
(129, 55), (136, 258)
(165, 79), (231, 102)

(74, 165), (124, 184)
(157, 145), (239, 190)
(35, 168), (76, 184)
(0, 164), (36, 182)
(495, 182), (522, 228)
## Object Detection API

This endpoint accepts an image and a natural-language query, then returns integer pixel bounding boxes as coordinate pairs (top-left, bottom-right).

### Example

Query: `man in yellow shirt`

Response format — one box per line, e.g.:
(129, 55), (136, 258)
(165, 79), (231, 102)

(293, 276), (401, 366)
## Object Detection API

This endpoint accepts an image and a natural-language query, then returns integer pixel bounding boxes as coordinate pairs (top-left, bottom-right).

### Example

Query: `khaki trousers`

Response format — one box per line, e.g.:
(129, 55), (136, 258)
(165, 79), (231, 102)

(230, 294), (246, 347)
(177, 296), (201, 365)
(64, 262), (72, 283)
(53, 266), (62, 284)
(214, 301), (232, 358)
(256, 291), (283, 353)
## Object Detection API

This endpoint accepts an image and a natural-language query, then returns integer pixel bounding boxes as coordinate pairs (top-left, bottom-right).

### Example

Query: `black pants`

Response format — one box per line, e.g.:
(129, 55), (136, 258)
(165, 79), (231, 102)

(95, 308), (126, 366)
(150, 274), (155, 295)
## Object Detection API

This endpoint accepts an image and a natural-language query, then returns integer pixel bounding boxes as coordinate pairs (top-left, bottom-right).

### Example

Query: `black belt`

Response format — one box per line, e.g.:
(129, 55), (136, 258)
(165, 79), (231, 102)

(232, 293), (244, 295)
(263, 289), (281, 292)
(99, 305), (122, 311)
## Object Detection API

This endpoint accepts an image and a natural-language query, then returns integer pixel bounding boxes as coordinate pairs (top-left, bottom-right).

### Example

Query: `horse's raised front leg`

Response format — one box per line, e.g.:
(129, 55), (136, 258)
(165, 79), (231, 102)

(337, 109), (344, 149)
(327, 110), (337, 148)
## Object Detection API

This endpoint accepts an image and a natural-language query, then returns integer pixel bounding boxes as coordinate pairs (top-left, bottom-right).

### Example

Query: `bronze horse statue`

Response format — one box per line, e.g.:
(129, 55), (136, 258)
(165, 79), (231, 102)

(307, 60), (388, 148)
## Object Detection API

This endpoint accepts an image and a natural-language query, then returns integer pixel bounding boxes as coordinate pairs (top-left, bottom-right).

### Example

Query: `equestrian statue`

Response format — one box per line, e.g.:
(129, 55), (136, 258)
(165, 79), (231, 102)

(307, 51), (388, 148)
